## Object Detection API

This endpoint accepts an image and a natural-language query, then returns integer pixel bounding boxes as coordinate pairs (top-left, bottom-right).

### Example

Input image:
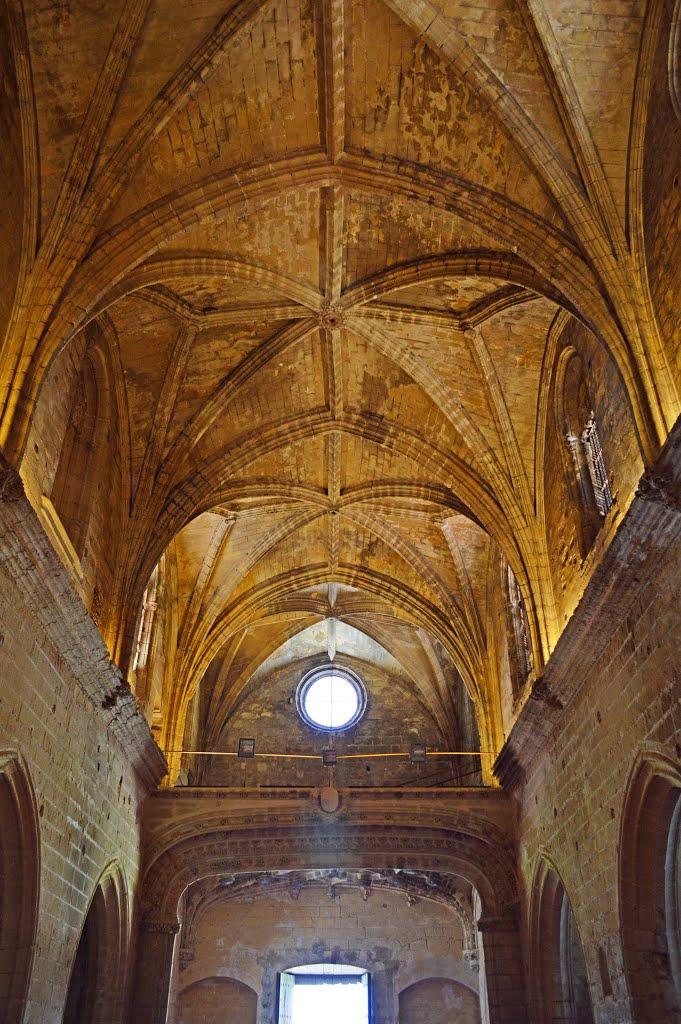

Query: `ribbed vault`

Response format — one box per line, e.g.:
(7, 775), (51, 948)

(2, 0), (679, 781)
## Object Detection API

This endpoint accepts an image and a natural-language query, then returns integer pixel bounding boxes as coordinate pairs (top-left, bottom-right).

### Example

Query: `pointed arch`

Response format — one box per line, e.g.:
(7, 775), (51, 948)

(0, 750), (40, 1024)
(619, 747), (681, 1022)
(529, 856), (595, 1023)
(63, 860), (130, 1024)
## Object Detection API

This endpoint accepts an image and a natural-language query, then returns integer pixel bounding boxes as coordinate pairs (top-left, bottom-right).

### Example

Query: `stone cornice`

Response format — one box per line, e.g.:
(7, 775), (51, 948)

(0, 452), (167, 790)
(495, 414), (681, 790)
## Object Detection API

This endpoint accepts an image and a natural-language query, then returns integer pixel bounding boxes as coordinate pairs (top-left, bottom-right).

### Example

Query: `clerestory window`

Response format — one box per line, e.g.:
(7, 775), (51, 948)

(556, 349), (613, 554)
(133, 567), (159, 673)
(296, 666), (366, 732)
(581, 414), (613, 517)
(507, 566), (532, 696)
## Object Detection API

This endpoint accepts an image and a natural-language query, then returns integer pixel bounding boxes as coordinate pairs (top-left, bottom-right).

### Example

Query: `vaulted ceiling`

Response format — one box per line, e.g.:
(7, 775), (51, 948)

(2, 0), (678, 770)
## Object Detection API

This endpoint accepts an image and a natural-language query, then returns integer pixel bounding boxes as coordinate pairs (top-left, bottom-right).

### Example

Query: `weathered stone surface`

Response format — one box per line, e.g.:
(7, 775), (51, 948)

(1, 1), (681, 1021)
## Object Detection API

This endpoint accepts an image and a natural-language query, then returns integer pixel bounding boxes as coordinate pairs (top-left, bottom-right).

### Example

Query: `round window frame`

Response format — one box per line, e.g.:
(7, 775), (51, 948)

(295, 665), (367, 733)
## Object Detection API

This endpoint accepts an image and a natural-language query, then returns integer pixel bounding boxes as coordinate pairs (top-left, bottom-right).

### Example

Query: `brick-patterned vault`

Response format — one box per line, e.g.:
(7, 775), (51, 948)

(1, 0), (681, 1022)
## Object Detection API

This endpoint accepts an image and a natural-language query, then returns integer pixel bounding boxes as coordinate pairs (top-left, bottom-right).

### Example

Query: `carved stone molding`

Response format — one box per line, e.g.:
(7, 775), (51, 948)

(142, 822), (519, 926)
(635, 468), (681, 513)
(493, 741), (525, 791)
(317, 302), (346, 330)
(529, 675), (563, 711)
(143, 786), (515, 860)
(477, 904), (520, 933)
(463, 948), (480, 973)
(0, 454), (25, 503)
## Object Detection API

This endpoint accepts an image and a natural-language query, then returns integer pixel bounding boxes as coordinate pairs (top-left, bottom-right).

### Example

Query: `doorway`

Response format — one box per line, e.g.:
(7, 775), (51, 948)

(277, 964), (370, 1024)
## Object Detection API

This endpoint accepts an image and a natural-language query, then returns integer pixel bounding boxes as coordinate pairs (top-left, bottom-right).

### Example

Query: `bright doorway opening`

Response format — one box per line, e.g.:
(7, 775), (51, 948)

(277, 963), (370, 1024)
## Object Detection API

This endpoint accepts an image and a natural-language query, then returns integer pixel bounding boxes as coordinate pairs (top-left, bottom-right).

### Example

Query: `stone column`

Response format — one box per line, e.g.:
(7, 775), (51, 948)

(478, 912), (527, 1024)
(130, 921), (180, 1024)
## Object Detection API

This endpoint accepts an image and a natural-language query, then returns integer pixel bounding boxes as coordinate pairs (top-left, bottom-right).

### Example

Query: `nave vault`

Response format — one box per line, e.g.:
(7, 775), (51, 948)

(0, 0), (681, 1021)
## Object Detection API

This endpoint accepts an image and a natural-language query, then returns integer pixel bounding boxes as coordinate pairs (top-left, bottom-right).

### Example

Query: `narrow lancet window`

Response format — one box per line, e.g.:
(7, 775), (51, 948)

(507, 566), (532, 694)
(133, 568), (159, 673)
(581, 414), (613, 516)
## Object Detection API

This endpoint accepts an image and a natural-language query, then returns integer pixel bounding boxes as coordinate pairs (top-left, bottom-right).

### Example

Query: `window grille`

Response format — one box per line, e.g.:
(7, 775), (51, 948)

(133, 575), (158, 672)
(508, 566), (531, 686)
(581, 415), (613, 516)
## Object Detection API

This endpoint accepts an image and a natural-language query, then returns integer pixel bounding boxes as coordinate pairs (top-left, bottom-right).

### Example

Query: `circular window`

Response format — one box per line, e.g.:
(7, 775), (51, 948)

(296, 666), (366, 732)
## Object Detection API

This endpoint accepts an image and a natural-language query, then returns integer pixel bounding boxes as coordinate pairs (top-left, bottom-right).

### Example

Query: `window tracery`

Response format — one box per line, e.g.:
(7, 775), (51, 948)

(581, 415), (613, 517)
(133, 568), (159, 675)
(556, 348), (613, 557)
(507, 566), (532, 697)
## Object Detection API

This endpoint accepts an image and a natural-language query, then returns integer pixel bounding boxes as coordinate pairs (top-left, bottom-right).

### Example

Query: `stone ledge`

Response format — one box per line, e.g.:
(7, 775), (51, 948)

(0, 451), (167, 791)
(495, 413), (681, 790)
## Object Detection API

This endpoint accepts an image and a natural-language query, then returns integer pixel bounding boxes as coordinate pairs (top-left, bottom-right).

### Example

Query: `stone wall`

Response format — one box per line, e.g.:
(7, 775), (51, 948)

(497, 428), (681, 1023)
(0, 465), (165, 1024)
(195, 653), (481, 788)
(541, 317), (643, 631)
(22, 320), (129, 640)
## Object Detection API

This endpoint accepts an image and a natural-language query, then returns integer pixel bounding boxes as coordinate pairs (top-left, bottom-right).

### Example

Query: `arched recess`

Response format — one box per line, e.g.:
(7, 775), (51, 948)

(503, 558), (533, 702)
(535, 309), (644, 635)
(398, 976), (481, 1024)
(530, 858), (595, 1023)
(0, 750), (40, 1024)
(62, 861), (129, 1024)
(619, 749), (681, 1023)
(553, 347), (605, 556)
(176, 976), (257, 1024)
(636, 0), (681, 395)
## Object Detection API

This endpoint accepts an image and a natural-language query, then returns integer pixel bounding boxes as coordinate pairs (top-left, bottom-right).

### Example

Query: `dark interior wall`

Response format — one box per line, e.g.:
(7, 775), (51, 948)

(196, 653), (479, 787)
(0, 2), (24, 349)
(515, 508), (681, 1020)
